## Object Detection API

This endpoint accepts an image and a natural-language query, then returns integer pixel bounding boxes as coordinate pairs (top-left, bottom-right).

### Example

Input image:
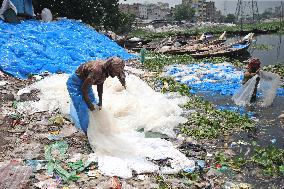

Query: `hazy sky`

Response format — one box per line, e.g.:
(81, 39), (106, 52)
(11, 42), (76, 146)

(119, 0), (283, 13)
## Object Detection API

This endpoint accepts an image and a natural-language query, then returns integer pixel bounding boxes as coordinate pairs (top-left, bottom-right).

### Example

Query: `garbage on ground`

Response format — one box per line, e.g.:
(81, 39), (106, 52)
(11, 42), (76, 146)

(0, 81), (7, 86)
(51, 115), (65, 126)
(270, 139), (277, 144)
(182, 160), (196, 173)
(12, 142), (42, 159)
(223, 181), (251, 189)
(25, 160), (47, 172)
(279, 112), (284, 124)
(44, 141), (97, 181)
(0, 160), (33, 189)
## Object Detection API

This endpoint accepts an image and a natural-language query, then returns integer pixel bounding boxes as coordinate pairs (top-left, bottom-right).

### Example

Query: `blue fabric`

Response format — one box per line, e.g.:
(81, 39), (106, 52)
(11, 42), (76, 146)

(10, 0), (33, 15)
(66, 73), (97, 134)
(232, 44), (249, 49)
(0, 19), (136, 79)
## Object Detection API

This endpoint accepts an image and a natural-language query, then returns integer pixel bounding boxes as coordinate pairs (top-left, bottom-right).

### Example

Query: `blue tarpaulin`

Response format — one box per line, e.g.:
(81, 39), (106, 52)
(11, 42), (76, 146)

(0, 19), (135, 78)
(10, 0), (33, 16)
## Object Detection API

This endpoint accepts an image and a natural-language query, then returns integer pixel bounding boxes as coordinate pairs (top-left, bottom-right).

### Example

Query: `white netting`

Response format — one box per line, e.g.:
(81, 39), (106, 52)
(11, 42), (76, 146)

(17, 73), (191, 178)
(232, 75), (258, 106)
(88, 110), (193, 178)
(258, 71), (281, 107)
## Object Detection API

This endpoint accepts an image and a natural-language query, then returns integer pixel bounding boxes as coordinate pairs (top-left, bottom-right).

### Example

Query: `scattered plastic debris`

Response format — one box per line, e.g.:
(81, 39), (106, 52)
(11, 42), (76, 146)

(166, 63), (284, 97)
(0, 160), (33, 189)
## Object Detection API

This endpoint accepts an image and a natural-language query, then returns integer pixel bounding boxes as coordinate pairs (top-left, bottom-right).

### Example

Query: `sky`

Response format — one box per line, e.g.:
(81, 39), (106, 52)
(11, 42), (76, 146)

(119, 0), (284, 14)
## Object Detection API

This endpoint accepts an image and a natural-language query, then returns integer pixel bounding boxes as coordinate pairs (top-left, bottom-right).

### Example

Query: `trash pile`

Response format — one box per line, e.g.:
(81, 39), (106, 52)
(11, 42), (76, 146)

(141, 24), (186, 33)
(166, 62), (284, 97)
(0, 18), (135, 78)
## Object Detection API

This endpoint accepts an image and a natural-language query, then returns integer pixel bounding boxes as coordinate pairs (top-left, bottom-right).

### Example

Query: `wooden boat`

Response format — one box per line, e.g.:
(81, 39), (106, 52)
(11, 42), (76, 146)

(155, 31), (227, 54)
(190, 41), (251, 58)
(190, 33), (254, 58)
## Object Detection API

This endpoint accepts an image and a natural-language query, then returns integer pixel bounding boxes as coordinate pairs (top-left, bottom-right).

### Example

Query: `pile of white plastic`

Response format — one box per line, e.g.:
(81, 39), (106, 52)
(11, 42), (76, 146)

(141, 24), (186, 33)
(17, 72), (193, 178)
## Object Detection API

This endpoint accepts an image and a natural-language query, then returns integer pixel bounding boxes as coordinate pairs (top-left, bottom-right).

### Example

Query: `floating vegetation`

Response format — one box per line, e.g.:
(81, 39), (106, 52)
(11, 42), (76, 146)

(214, 143), (284, 177)
(158, 77), (254, 139)
(251, 44), (274, 50)
(143, 52), (244, 72)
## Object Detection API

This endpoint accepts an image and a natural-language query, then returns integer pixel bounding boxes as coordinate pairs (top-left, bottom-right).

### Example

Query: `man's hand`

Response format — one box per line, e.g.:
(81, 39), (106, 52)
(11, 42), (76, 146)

(89, 104), (101, 111)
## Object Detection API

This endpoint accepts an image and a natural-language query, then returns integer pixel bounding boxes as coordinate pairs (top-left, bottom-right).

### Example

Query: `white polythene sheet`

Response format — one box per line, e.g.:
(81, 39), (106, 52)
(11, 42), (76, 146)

(88, 109), (193, 178)
(17, 73), (191, 178)
(232, 71), (281, 107)
(17, 74), (70, 115)
(258, 71), (281, 107)
(232, 75), (258, 107)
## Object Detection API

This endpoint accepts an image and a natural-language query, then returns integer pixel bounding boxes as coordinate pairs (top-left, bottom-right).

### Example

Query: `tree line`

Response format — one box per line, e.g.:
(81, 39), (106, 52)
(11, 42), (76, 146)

(0, 0), (134, 34)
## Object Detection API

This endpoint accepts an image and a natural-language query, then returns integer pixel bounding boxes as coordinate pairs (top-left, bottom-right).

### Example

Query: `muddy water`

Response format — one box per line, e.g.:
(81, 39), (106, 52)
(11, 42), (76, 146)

(199, 83), (284, 187)
(249, 34), (284, 66)
(201, 93), (284, 147)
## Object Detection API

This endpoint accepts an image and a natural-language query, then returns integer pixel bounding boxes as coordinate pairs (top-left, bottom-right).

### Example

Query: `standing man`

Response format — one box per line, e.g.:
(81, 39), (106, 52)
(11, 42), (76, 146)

(66, 57), (126, 133)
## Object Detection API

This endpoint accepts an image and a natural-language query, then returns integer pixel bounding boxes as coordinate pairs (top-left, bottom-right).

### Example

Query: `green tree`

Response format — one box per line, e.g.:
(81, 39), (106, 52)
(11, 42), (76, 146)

(174, 4), (195, 22)
(224, 14), (236, 23)
(33, 0), (129, 32)
(115, 12), (135, 34)
(259, 11), (273, 20)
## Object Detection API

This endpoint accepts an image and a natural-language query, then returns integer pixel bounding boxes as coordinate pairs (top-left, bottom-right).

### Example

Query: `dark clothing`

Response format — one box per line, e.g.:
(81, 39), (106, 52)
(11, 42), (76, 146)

(243, 69), (260, 103)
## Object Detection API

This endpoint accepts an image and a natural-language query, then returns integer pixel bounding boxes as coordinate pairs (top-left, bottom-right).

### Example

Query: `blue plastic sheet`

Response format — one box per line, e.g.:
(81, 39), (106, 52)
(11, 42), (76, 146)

(0, 19), (135, 78)
(167, 63), (243, 96)
(166, 63), (284, 97)
(231, 44), (249, 49)
(217, 105), (254, 118)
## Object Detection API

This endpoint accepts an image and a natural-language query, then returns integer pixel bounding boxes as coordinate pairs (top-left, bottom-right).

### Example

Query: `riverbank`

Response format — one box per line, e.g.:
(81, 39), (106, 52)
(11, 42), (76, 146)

(140, 53), (284, 188)
(129, 21), (283, 41)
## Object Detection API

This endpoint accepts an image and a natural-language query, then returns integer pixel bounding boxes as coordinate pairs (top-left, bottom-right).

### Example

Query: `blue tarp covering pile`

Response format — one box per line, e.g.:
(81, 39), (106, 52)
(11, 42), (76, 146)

(0, 19), (135, 78)
(166, 63), (284, 97)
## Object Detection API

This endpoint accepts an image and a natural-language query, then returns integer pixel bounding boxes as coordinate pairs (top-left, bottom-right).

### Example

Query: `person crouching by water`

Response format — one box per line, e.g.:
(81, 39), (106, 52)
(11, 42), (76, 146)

(243, 58), (261, 102)
(66, 57), (126, 134)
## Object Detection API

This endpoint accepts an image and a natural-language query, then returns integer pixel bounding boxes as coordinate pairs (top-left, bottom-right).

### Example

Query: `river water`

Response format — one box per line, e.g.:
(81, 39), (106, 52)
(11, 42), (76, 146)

(209, 34), (284, 187)
(249, 34), (284, 66)
(227, 33), (284, 65)
(167, 34), (284, 186)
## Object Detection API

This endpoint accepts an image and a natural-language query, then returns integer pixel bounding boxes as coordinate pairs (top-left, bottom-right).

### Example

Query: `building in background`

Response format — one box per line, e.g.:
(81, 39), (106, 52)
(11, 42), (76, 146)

(118, 3), (139, 17)
(182, 0), (211, 22)
(138, 4), (148, 19)
(205, 1), (216, 22)
(119, 0), (217, 22)
(119, 2), (170, 20)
